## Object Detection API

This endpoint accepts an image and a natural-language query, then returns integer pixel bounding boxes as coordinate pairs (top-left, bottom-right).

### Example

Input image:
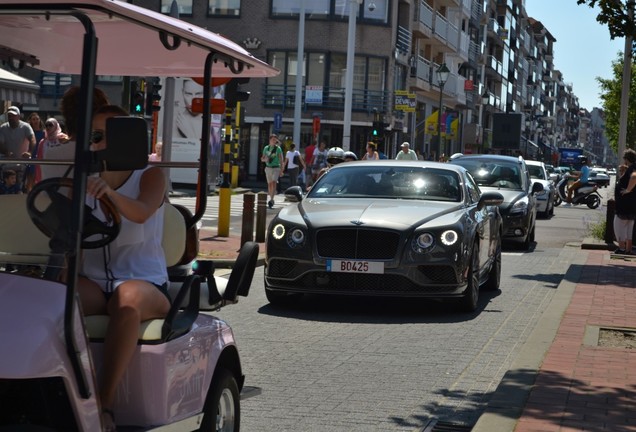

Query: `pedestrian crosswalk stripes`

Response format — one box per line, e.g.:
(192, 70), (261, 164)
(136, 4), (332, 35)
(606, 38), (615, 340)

(169, 194), (289, 224)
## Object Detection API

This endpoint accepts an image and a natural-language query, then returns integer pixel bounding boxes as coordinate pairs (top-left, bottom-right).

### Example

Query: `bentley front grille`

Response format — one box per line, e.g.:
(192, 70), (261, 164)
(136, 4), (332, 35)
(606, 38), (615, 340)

(316, 229), (400, 259)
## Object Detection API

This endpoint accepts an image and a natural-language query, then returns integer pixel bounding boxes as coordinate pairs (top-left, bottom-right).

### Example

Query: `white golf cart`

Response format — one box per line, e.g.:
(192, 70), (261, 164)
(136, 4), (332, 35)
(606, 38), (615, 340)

(0, 1), (278, 431)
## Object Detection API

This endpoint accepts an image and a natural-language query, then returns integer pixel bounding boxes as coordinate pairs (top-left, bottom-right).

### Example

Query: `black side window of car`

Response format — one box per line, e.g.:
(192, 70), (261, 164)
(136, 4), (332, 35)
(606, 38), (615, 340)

(464, 173), (481, 204)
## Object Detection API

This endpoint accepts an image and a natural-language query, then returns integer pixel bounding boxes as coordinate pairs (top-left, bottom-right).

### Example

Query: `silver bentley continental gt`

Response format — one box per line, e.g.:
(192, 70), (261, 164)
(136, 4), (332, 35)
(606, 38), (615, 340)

(264, 161), (505, 312)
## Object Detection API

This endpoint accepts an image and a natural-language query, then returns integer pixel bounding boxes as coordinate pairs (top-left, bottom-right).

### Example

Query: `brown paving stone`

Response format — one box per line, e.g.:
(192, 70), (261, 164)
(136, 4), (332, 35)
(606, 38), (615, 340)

(514, 251), (636, 432)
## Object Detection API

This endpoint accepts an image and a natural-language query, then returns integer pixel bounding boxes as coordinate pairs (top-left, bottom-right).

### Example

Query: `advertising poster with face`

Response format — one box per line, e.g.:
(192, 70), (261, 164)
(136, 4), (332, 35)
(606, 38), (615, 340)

(157, 77), (224, 185)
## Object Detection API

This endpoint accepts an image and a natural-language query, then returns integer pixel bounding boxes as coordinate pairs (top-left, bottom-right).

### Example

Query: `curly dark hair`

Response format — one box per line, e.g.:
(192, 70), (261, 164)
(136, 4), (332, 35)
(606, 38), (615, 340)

(623, 148), (636, 164)
(59, 86), (109, 138)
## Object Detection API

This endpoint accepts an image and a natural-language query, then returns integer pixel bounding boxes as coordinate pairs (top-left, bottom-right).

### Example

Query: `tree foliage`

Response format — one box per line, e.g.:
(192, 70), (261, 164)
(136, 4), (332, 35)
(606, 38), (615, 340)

(596, 53), (636, 152)
(576, 0), (636, 39)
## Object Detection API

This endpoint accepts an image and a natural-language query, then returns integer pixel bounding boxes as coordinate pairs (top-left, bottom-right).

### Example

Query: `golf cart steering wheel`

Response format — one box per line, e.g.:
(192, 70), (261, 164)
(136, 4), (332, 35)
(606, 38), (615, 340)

(27, 177), (121, 249)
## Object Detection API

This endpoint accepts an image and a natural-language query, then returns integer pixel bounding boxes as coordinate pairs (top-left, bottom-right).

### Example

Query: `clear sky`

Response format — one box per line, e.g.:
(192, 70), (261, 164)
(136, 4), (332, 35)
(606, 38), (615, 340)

(525, 0), (625, 111)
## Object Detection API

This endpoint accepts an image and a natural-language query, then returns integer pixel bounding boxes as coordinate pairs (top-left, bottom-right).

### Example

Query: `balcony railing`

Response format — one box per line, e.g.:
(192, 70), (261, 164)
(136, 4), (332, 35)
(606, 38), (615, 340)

(419, 0), (433, 29)
(415, 55), (432, 83)
(447, 21), (459, 51)
(262, 84), (388, 112)
(434, 12), (448, 41)
(396, 25), (411, 55)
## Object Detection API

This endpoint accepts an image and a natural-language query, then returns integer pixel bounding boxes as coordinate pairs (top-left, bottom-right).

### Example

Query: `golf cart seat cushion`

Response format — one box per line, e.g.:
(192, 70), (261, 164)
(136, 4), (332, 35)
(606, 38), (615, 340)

(0, 196), (184, 267)
(0, 194), (51, 264)
(84, 314), (164, 341)
(162, 203), (187, 267)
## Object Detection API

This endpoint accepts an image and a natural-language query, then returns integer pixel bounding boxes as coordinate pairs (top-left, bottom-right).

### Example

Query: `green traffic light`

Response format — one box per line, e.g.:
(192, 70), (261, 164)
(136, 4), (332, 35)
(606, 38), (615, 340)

(373, 130), (378, 136)
(134, 104), (142, 113)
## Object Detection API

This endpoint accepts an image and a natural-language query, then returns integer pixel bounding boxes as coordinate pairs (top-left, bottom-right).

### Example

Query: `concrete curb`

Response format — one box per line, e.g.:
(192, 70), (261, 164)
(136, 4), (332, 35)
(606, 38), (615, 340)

(471, 247), (589, 432)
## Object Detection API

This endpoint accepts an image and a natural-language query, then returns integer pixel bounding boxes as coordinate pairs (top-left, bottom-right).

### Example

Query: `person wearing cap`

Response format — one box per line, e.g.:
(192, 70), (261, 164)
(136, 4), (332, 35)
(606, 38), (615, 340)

(0, 106), (36, 158)
(395, 142), (417, 160)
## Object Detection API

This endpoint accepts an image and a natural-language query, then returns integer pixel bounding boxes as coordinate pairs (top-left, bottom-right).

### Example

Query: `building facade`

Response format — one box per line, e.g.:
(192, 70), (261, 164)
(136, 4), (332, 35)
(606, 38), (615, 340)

(11, 0), (614, 182)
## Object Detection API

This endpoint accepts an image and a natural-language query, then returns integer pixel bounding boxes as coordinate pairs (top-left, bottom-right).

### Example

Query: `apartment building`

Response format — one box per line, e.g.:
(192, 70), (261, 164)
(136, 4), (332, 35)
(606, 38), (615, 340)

(17, 0), (606, 182)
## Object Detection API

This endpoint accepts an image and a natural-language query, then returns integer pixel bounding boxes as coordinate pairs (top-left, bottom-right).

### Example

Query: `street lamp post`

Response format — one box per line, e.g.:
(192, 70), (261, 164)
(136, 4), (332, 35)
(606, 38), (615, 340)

(342, 0), (363, 151)
(479, 90), (489, 154)
(436, 63), (450, 159)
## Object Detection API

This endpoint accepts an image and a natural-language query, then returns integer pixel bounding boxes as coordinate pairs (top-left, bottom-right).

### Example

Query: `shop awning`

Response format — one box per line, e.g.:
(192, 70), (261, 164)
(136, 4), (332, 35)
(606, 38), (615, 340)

(0, 68), (39, 104)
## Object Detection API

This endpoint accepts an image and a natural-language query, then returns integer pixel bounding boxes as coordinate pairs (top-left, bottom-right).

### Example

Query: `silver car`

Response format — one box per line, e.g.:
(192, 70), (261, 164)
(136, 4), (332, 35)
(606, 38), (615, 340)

(265, 161), (504, 312)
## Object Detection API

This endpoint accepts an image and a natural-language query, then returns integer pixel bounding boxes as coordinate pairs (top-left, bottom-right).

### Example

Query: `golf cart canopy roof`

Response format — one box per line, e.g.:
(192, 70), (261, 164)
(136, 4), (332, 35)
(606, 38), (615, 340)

(0, 0), (279, 78)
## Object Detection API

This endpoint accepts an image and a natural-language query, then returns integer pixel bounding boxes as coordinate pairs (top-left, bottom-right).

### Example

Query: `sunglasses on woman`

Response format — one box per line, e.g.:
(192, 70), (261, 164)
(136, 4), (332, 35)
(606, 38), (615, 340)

(45, 122), (55, 128)
(91, 130), (104, 144)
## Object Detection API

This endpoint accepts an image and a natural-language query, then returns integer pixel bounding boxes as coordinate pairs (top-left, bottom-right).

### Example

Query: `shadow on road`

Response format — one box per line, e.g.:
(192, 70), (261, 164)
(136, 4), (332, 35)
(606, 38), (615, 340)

(257, 289), (503, 324)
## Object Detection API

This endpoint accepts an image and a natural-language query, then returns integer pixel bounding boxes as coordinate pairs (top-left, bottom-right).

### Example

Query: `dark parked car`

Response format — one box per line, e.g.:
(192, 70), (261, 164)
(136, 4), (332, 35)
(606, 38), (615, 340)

(450, 154), (543, 250)
(265, 161), (504, 312)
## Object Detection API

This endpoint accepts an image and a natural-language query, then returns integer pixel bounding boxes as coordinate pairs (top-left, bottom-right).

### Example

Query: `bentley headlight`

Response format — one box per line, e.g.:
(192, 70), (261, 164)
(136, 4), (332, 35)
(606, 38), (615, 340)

(440, 230), (458, 246)
(290, 228), (305, 245)
(415, 232), (435, 250)
(272, 224), (285, 240)
(511, 196), (529, 213)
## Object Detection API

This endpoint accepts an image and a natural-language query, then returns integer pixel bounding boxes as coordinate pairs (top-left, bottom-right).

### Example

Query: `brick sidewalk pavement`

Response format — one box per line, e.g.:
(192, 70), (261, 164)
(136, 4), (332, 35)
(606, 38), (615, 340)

(513, 250), (636, 432)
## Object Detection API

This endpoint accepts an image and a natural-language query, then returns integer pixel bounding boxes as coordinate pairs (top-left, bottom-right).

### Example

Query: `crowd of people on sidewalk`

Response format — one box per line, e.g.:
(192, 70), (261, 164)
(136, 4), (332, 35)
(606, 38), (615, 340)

(259, 136), (432, 207)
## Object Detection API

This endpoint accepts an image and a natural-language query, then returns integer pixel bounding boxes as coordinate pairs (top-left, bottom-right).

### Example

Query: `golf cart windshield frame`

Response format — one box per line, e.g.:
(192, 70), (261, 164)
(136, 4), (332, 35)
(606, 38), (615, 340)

(0, 1), (278, 400)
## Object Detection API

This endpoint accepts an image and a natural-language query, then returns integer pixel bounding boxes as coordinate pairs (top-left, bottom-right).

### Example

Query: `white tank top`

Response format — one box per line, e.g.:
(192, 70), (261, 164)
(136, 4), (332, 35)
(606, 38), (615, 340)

(80, 167), (168, 293)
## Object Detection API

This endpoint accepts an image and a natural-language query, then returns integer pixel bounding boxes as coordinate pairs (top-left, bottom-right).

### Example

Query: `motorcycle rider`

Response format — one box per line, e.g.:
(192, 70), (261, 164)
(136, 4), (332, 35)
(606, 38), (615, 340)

(565, 155), (591, 206)
(315, 147), (346, 181)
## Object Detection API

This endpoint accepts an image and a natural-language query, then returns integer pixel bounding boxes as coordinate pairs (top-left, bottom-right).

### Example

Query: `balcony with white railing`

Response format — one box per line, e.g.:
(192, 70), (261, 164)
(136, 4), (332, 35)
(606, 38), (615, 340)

(468, 40), (480, 63)
(447, 21), (459, 51)
(434, 12), (448, 43)
(412, 55), (432, 91)
(458, 32), (469, 60)
(461, 0), (471, 16)
(416, 0), (434, 37)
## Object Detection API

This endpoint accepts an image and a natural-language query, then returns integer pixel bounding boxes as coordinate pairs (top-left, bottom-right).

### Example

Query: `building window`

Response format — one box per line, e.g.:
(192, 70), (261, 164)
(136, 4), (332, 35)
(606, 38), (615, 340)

(40, 73), (72, 98)
(333, 0), (388, 22)
(271, 0), (387, 22)
(161, 0), (192, 16)
(266, 51), (386, 110)
(208, 0), (240, 16)
(97, 76), (123, 83)
(271, 0), (330, 18)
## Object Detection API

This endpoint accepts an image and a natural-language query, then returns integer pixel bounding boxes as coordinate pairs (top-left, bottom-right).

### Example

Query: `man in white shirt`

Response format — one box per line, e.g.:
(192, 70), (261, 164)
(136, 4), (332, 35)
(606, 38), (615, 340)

(395, 142), (417, 160)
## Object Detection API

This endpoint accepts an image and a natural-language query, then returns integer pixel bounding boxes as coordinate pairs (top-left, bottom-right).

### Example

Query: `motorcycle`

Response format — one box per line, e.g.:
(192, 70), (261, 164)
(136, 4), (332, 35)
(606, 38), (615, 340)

(553, 174), (602, 209)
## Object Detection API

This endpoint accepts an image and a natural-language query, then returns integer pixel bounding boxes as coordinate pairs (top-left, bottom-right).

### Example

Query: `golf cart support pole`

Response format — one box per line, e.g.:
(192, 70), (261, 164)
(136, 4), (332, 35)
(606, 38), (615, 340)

(191, 52), (215, 231)
(68, 9), (97, 400)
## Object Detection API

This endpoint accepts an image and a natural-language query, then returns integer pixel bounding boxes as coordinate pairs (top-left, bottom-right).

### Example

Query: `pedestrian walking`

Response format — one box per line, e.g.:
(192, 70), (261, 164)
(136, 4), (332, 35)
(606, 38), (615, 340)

(261, 134), (284, 208)
(283, 142), (305, 187)
(613, 149), (636, 254)
(395, 142), (418, 160)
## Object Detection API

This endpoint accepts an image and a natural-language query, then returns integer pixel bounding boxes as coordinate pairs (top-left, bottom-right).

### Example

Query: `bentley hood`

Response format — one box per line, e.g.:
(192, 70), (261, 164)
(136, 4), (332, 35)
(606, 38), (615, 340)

(279, 198), (462, 230)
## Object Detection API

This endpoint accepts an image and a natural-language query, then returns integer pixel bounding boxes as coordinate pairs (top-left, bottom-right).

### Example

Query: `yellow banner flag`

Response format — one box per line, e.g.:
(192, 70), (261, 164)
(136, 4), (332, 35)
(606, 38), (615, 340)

(425, 111), (438, 136)
(451, 118), (459, 139)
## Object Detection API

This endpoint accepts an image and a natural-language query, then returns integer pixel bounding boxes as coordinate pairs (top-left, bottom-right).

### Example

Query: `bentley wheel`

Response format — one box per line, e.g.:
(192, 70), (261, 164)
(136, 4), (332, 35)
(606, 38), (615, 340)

(459, 243), (479, 313)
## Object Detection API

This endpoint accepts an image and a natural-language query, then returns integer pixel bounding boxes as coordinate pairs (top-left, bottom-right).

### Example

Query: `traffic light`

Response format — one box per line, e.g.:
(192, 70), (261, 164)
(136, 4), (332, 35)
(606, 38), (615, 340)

(372, 121), (380, 137)
(129, 80), (145, 115)
(225, 78), (250, 108)
(145, 80), (162, 115)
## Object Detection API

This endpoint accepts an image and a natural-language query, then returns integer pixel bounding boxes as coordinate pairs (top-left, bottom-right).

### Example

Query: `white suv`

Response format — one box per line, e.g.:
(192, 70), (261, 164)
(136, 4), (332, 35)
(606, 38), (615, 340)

(525, 160), (556, 218)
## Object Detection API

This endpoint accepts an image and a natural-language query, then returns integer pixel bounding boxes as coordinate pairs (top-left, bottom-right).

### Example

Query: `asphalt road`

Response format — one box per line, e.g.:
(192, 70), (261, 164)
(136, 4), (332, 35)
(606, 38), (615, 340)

(168, 181), (618, 431)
